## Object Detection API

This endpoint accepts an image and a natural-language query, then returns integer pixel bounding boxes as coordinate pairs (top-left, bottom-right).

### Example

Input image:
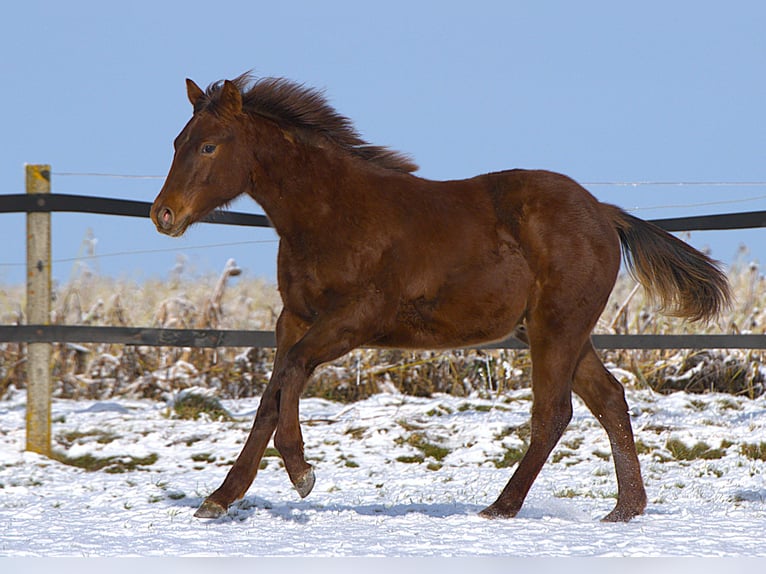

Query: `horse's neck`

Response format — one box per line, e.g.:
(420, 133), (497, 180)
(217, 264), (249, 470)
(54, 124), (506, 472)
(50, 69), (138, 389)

(248, 145), (352, 240)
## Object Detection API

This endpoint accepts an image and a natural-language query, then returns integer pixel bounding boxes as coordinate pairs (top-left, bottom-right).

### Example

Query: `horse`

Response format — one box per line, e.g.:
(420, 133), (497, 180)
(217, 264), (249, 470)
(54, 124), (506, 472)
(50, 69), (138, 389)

(151, 73), (730, 522)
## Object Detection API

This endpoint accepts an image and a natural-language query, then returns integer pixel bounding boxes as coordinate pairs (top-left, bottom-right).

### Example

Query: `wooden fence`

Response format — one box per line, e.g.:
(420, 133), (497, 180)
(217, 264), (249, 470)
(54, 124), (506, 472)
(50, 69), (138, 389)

(3, 164), (766, 455)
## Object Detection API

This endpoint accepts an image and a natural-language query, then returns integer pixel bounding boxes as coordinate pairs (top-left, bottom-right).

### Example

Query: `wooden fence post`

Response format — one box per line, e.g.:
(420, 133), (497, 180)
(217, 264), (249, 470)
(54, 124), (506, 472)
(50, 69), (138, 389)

(25, 164), (52, 456)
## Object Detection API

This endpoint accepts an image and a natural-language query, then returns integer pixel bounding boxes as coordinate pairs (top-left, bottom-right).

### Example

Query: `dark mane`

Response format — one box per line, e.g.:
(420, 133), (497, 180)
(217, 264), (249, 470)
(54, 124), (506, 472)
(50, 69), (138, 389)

(202, 73), (418, 174)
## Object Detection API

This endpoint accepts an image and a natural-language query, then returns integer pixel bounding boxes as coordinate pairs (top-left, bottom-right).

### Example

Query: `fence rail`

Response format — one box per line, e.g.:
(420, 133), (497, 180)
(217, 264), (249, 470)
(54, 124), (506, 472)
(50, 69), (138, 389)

(6, 191), (766, 232)
(0, 325), (277, 348)
(0, 192), (271, 227)
(2, 325), (766, 350)
(3, 164), (766, 454)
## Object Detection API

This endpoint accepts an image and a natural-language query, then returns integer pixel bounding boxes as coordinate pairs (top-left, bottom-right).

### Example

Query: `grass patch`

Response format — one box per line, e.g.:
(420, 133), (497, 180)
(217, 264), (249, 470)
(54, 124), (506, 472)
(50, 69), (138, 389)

(635, 439), (654, 455)
(552, 450), (581, 464)
(183, 436), (206, 447)
(337, 454), (359, 468)
(717, 398), (744, 411)
(494, 422), (532, 444)
(493, 446), (526, 468)
(170, 392), (232, 421)
(426, 405), (454, 417)
(399, 433), (451, 461)
(344, 427), (367, 440)
(396, 455), (425, 464)
(665, 438), (727, 461)
(644, 424), (676, 434)
(56, 430), (119, 448)
(554, 488), (616, 500)
(492, 422), (530, 468)
(562, 437), (584, 450)
(259, 447), (282, 469)
(686, 400), (707, 412)
(593, 450), (612, 462)
(52, 451), (159, 473)
(396, 419), (424, 432)
(552, 437), (586, 463)
(190, 452), (216, 463)
(457, 403), (510, 413)
(554, 488), (579, 499)
(740, 442), (766, 461)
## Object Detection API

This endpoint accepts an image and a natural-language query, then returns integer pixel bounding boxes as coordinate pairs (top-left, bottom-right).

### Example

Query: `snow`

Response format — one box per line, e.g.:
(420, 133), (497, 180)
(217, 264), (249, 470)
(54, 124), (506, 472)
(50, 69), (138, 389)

(1, 388), (766, 557)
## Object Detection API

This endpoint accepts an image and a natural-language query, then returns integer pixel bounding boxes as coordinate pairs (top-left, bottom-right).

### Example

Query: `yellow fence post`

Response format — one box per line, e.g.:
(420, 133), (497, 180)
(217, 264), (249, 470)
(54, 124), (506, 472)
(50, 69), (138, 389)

(25, 164), (52, 456)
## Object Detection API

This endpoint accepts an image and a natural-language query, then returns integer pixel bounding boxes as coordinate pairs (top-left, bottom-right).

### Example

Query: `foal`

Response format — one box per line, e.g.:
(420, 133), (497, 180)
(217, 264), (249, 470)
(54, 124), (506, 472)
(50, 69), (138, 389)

(151, 73), (729, 522)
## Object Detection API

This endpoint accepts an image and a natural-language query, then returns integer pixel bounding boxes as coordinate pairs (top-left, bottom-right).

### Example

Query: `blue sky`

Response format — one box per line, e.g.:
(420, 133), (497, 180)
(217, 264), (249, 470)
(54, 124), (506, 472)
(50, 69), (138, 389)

(1, 1), (765, 285)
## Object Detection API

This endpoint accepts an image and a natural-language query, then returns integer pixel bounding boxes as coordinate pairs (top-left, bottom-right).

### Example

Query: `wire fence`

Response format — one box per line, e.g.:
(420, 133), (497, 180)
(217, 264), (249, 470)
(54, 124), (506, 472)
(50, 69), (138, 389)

(3, 177), (766, 271)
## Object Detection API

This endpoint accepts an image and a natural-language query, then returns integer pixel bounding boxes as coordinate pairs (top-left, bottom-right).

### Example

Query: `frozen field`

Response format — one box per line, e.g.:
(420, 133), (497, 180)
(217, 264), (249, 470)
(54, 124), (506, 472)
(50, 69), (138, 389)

(1, 387), (766, 557)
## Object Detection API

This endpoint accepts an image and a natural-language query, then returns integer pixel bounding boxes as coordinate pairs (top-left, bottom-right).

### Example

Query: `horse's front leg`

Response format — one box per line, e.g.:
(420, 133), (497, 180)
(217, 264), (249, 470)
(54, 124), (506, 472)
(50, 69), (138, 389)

(194, 310), (308, 519)
(271, 298), (384, 498)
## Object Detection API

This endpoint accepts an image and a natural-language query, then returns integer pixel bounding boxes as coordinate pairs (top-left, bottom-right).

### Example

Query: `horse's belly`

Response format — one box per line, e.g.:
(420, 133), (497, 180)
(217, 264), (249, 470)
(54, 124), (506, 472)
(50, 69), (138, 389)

(380, 290), (525, 350)
(380, 247), (532, 349)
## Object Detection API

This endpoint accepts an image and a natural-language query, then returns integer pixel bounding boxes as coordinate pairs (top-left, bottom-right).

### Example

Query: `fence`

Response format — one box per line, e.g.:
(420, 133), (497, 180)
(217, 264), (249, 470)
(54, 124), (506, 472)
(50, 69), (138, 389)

(3, 164), (766, 455)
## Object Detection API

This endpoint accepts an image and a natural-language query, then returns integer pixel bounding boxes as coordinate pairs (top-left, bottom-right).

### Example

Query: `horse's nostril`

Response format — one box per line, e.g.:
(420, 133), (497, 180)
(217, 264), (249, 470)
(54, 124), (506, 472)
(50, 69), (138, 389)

(160, 207), (174, 226)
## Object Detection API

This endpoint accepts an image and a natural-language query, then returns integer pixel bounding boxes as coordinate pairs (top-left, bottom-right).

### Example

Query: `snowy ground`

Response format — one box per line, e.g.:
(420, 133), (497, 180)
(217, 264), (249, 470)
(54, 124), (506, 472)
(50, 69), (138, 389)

(2, 386), (766, 557)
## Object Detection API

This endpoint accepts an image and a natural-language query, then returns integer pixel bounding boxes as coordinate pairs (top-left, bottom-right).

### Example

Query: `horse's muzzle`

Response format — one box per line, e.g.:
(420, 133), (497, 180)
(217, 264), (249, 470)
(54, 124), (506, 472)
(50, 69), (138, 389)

(151, 204), (190, 237)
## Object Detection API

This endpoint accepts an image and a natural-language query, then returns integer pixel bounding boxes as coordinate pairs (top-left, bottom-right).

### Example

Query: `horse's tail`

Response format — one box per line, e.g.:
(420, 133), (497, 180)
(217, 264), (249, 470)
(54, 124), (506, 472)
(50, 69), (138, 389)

(603, 204), (731, 322)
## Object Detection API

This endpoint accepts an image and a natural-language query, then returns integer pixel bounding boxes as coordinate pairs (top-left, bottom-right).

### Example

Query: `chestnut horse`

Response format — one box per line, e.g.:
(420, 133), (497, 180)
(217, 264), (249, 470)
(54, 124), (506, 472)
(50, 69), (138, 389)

(151, 73), (729, 522)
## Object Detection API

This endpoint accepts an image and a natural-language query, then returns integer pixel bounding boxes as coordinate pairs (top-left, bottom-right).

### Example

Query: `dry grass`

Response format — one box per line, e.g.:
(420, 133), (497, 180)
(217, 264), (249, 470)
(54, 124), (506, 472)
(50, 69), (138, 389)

(1, 251), (765, 401)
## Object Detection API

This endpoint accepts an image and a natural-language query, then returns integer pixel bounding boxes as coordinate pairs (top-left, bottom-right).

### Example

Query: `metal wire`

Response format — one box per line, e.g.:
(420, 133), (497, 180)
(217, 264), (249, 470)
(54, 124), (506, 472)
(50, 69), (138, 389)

(0, 239), (279, 269)
(3, 175), (764, 270)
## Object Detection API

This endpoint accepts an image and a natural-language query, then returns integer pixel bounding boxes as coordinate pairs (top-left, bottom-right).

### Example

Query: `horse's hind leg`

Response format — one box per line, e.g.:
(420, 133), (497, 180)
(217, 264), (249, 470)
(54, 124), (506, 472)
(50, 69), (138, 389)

(572, 344), (647, 521)
(480, 312), (586, 519)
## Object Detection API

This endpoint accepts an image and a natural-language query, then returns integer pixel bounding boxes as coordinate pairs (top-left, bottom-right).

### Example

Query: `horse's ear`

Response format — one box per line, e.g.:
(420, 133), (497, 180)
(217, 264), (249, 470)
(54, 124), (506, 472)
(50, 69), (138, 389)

(219, 79), (243, 114)
(186, 79), (205, 108)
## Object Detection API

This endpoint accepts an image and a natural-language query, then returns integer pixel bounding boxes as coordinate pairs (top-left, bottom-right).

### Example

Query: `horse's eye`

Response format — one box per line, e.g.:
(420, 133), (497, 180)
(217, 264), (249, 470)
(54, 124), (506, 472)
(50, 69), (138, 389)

(201, 144), (217, 155)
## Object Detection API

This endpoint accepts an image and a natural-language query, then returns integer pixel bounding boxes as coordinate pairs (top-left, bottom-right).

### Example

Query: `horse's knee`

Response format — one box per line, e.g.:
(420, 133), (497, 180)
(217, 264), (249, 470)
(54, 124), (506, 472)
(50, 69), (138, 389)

(530, 394), (572, 445)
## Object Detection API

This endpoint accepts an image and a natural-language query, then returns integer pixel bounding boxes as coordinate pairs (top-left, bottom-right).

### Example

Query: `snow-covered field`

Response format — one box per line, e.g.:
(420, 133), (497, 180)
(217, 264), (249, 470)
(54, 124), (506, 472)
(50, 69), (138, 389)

(2, 386), (766, 558)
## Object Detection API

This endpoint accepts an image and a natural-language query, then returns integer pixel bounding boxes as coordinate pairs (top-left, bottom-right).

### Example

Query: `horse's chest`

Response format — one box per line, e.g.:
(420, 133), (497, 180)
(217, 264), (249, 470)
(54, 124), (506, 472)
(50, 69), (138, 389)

(278, 258), (358, 321)
(279, 270), (331, 319)
(278, 239), (382, 316)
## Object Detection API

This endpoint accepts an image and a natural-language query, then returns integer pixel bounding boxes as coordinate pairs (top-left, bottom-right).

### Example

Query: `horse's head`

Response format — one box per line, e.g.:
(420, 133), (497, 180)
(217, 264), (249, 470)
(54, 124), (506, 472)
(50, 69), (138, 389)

(151, 79), (252, 237)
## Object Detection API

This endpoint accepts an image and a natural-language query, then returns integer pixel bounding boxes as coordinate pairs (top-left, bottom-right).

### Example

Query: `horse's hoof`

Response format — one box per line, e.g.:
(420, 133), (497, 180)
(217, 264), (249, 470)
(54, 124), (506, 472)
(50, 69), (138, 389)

(478, 503), (517, 519)
(194, 499), (227, 519)
(601, 506), (642, 523)
(293, 466), (315, 499)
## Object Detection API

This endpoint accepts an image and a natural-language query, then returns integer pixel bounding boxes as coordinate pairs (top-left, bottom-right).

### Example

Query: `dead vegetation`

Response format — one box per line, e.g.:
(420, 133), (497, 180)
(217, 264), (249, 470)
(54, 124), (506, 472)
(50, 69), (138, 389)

(1, 248), (765, 402)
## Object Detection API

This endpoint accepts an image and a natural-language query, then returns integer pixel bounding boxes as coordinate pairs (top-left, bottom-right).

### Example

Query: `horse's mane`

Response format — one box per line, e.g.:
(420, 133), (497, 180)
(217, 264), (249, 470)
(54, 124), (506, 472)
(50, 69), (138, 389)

(202, 73), (418, 174)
